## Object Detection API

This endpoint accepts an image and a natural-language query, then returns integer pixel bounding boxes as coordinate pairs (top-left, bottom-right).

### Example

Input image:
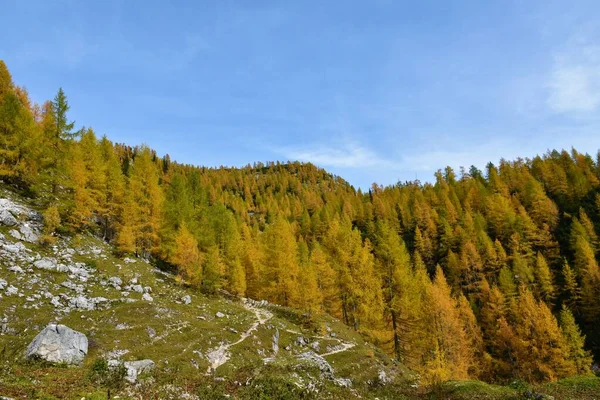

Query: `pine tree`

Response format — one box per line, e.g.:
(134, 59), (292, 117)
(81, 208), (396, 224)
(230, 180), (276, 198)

(172, 223), (202, 286)
(422, 267), (475, 382)
(48, 88), (78, 194)
(297, 240), (322, 317)
(373, 220), (416, 360)
(128, 146), (162, 258)
(562, 261), (581, 312)
(261, 217), (300, 307)
(228, 257), (246, 296)
(509, 287), (574, 382)
(202, 246), (223, 294)
(559, 306), (592, 375)
(99, 136), (125, 241)
(240, 223), (262, 299)
(310, 242), (338, 315)
(0, 61), (13, 100)
(534, 252), (555, 303)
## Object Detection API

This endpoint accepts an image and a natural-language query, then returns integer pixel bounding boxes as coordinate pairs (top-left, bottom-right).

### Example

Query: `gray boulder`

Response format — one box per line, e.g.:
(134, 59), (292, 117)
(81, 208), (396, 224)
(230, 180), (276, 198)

(24, 323), (88, 365)
(34, 258), (58, 271)
(181, 295), (191, 305)
(0, 209), (17, 226)
(142, 293), (153, 302)
(131, 284), (143, 293)
(18, 224), (38, 243)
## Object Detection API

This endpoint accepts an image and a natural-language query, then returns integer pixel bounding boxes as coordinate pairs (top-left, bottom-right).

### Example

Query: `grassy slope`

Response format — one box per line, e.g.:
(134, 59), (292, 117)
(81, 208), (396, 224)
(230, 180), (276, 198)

(0, 205), (407, 399)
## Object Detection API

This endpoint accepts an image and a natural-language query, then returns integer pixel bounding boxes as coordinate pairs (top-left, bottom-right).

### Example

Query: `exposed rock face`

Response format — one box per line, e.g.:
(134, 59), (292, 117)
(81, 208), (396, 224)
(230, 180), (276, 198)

(24, 324), (88, 365)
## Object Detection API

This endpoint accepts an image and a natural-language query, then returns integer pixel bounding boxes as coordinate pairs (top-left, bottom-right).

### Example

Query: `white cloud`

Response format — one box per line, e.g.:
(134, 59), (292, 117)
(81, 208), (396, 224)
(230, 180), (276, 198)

(547, 64), (600, 113)
(547, 44), (600, 114)
(278, 141), (395, 169)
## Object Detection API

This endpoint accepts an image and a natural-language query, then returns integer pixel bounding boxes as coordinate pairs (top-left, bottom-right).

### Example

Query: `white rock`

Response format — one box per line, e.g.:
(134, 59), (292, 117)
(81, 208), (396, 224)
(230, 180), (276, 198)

(24, 323), (88, 365)
(181, 295), (191, 305)
(69, 296), (94, 311)
(378, 369), (391, 384)
(142, 293), (153, 302)
(19, 224), (38, 243)
(50, 297), (62, 308)
(34, 258), (58, 271)
(0, 209), (18, 226)
(8, 266), (24, 274)
(131, 284), (143, 293)
(108, 276), (122, 287)
(0, 279), (7, 290)
(9, 229), (22, 241)
(333, 377), (352, 388)
(215, 311), (225, 318)
(3, 242), (27, 254)
(5, 286), (18, 296)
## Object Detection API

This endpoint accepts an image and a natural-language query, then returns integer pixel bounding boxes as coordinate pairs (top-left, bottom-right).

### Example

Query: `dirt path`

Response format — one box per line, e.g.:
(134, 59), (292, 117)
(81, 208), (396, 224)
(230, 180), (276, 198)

(320, 341), (356, 357)
(206, 300), (273, 373)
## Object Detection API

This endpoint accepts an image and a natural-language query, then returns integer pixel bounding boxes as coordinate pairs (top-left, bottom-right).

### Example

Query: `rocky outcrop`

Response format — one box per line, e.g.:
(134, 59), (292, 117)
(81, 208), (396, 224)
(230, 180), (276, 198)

(24, 324), (88, 365)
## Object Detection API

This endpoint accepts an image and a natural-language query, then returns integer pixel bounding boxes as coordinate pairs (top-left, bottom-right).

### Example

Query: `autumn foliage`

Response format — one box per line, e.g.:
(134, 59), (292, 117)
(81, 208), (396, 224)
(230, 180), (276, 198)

(1, 60), (598, 384)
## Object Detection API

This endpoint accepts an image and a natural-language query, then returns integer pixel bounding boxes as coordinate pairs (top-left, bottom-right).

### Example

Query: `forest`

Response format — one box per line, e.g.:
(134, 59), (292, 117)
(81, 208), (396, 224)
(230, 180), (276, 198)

(1, 59), (599, 386)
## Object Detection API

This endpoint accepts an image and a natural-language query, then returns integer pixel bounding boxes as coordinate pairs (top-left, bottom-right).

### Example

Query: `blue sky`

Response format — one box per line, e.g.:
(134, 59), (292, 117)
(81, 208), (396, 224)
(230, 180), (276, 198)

(2, 1), (600, 189)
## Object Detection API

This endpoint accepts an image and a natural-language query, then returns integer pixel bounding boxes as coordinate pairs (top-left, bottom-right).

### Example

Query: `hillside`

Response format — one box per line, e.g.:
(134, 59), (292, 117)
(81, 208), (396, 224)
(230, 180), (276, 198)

(3, 58), (600, 398)
(0, 189), (406, 399)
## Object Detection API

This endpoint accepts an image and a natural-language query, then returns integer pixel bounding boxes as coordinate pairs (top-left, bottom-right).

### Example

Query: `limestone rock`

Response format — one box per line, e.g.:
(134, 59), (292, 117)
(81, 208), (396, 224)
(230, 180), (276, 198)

(24, 323), (88, 365)
(5, 286), (18, 296)
(131, 284), (143, 293)
(181, 295), (191, 305)
(142, 293), (153, 302)
(0, 209), (17, 226)
(8, 266), (24, 274)
(18, 224), (38, 243)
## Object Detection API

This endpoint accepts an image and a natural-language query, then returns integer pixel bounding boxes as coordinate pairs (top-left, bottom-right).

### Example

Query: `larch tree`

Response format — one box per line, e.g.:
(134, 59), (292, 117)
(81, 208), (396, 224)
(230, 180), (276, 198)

(128, 146), (162, 258)
(172, 223), (202, 286)
(261, 216), (300, 307)
(559, 306), (592, 375)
